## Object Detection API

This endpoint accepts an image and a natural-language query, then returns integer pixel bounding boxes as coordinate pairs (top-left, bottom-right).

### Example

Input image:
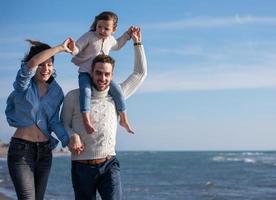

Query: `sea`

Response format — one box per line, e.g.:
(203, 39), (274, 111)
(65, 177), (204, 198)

(1, 151), (276, 200)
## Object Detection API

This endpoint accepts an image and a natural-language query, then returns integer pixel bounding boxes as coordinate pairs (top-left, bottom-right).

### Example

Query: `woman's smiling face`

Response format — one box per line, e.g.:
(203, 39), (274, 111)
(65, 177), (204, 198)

(35, 58), (53, 82)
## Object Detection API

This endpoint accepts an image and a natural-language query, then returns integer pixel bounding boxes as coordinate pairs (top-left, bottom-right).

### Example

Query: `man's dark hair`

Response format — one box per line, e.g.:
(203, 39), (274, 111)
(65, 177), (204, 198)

(91, 54), (115, 72)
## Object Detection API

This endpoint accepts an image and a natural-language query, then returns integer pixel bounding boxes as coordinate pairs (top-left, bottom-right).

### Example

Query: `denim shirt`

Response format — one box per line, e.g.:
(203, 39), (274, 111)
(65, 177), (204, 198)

(5, 62), (69, 149)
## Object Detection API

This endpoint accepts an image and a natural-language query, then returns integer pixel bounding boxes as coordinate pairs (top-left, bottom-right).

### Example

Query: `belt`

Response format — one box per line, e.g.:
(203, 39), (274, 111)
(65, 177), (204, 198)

(74, 155), (113, 165)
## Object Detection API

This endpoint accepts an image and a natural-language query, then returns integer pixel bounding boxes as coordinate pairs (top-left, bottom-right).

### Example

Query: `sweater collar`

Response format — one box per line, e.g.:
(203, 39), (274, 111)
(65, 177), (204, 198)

(91, 86), (109, 98)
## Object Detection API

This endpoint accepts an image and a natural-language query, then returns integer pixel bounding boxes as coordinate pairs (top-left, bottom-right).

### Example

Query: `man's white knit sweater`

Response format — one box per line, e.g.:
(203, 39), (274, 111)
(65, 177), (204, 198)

(61, 45), (147, 160)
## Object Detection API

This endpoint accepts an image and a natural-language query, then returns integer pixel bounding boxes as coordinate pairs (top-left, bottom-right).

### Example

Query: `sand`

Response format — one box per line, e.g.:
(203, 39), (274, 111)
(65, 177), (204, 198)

(0, 140), (8, 158)
(0, 147), (7, 158)
(0, 193), (12, 200)
(0, 144), (11, 200)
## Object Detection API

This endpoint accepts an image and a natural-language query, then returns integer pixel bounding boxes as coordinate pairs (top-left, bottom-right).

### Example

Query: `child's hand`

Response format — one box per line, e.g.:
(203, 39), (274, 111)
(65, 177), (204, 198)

(62, 37), (74, 53)
(69, 134), (84, 155)
(67, 37), (76, 52)
(67, 37), (79, 55)
(131, 27), (141, 43)
(126, 26), (134, 39)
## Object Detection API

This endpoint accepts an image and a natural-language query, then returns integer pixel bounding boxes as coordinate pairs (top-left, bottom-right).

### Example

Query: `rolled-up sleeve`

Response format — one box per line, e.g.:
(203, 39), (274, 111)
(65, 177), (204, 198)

(13, 62), (36, 92)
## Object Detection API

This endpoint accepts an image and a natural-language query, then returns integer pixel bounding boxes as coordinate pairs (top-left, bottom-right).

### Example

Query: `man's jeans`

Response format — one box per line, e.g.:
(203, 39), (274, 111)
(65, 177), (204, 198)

(7, 137), (52, 200)
(71, 156), (122, 200)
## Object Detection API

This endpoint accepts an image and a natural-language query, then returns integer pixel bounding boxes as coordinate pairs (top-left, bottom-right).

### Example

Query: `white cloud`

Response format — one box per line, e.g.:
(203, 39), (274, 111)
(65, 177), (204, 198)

(151, 46), (227, 61)
(141, 66), (276, 93)
(144, 15), (276, 29)
(0, 52), (22, 61)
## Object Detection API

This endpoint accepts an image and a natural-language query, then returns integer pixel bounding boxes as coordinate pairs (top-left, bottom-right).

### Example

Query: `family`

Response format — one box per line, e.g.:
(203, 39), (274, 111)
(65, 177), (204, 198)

(5, 11), (147, 200)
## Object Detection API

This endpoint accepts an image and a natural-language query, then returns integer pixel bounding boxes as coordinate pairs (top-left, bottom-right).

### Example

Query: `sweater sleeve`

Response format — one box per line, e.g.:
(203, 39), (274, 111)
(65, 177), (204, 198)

(110, 32), (131, 51)
(61, 89), (78, 136)
(120, 45), (147, 99)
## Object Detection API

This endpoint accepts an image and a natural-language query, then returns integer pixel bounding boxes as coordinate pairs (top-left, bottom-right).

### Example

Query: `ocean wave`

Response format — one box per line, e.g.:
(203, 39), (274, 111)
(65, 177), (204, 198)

(241, 152), (264, 156)
(212, 156), (226, 161)
(226, 157), (243, 162)
(244, 158), (256, 163)
(212, 152), (276, 166)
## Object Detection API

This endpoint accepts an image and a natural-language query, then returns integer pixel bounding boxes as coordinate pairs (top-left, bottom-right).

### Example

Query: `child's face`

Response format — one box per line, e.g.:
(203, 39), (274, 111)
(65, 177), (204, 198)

(95, 19), (115, 39)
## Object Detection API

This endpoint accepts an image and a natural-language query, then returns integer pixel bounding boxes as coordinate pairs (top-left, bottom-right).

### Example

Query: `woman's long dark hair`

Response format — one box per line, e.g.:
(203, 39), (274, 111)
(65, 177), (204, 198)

(23, 39), (55, 63)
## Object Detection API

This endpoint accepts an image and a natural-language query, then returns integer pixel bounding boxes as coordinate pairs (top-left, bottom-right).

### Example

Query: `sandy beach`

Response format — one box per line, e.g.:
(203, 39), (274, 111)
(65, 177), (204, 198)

(0, 139), (7, 157)
(0, 193), (11, 200)
(0, 142), (11, 200)
(0, 148), (7, 158)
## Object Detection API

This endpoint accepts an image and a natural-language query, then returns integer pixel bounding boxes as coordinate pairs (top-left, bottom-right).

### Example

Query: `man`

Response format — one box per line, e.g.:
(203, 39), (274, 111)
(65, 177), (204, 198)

(61, 27), (147, 200)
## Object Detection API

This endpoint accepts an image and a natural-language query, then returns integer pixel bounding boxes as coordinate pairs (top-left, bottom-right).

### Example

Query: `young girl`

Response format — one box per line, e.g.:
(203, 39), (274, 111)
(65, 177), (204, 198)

(71, 11), (134, 134)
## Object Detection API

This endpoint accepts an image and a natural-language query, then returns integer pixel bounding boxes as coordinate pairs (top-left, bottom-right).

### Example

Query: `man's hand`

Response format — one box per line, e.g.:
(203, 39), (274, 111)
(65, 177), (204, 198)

(131, 27), (141, 43)
(68, 133), (84, 155)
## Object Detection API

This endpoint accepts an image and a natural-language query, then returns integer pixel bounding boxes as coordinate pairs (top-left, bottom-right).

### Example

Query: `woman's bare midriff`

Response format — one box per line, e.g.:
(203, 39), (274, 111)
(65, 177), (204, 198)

(13, 125), (48, 142)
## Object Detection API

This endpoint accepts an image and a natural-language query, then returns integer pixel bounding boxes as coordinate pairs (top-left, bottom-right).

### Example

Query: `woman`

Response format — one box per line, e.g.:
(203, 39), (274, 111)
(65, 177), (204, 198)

(5, 38), (74, 200)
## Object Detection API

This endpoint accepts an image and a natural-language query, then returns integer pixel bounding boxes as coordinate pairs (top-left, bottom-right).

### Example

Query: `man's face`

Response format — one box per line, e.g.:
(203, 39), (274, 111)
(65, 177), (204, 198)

(91, 62), (113, 91)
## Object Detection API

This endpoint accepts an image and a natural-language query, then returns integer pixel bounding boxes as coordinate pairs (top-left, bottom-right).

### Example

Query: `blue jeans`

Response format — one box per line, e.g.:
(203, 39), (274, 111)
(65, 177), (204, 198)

(71, 157), (122, 200)
(79, 72), (126, 112)
(7, 137), (52, 200)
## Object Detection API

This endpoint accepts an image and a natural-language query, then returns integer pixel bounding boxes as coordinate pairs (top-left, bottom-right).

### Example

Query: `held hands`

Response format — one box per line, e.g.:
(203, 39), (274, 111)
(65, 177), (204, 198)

(126, 26), (141, 43)
(131, 27), (141, 43)
(61, 37), (76, 53)
(68, 134), (84, 155)
(126, 26), (134, 39)
(67, 37), (79, 55)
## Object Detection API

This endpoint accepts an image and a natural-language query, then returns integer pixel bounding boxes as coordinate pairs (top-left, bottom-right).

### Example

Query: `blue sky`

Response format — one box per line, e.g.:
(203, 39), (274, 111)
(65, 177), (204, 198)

(1, 0), (276, 150)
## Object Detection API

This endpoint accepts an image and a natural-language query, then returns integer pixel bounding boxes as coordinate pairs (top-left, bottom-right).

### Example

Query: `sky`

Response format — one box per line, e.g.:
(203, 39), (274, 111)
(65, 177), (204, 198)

(0, 0), (276, 151)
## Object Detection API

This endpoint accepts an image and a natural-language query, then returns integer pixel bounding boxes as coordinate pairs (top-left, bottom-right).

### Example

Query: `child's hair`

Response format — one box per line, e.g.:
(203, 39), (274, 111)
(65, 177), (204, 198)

(23, 39), (55, 63)
(89, 11), (118, 32)
(91, 54), (115, 72)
